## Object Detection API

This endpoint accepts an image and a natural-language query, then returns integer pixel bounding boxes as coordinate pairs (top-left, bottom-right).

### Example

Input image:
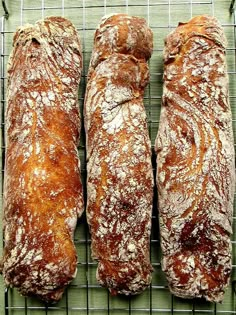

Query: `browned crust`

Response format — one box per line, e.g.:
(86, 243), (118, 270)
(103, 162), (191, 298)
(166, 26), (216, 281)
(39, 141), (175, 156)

(84, 14), (154, 295)
(155, 15), (235, 302)
(1, 16), (84, 303)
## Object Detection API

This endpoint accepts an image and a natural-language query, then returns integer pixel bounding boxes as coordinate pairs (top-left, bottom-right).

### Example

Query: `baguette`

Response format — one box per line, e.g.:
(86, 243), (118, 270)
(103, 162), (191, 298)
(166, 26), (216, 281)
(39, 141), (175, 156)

(155, 15), (235, 302)
(84, 14), (154, 295)
(1, 16), (83, 303)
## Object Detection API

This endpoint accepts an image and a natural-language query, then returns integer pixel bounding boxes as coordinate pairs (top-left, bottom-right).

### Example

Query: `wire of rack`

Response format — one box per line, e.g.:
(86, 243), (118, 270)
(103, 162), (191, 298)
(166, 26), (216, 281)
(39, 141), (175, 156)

(0, 1), (236, 315)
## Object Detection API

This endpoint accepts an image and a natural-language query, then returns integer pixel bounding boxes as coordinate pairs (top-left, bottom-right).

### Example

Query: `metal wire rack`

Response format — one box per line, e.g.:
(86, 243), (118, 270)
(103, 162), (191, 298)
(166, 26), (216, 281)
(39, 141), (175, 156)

(0, 0), (236, 314)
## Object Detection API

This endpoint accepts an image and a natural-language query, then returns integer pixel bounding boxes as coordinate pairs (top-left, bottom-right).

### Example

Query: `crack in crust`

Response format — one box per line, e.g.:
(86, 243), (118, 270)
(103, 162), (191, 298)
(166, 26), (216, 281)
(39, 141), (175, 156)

(155, 15), (235, 303)
(1, 16), (84, 303)
(84, 13), (154, 295)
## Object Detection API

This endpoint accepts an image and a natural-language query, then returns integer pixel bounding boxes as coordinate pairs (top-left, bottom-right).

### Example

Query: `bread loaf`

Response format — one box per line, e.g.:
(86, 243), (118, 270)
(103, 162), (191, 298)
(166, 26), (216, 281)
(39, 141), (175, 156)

(84, 14), (154, 295)
(1, 16), (83, 303)
(155, 15), (235, 302)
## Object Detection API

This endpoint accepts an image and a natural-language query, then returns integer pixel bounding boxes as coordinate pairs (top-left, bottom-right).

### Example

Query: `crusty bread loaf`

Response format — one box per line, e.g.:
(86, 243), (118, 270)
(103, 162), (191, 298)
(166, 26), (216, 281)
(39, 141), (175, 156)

(1, 16), (83, 303)
(84, 14), (154, 295)
(155, 15), (235, 302)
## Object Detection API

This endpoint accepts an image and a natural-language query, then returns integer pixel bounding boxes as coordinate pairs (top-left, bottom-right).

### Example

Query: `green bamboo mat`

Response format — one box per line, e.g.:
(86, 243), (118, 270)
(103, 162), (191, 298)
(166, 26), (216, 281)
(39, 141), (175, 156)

(0, 0), (236, 314)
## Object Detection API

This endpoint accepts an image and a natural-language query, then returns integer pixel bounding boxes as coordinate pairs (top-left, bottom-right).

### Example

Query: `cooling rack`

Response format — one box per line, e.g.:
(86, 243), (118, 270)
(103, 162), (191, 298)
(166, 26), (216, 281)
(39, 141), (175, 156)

(0, 0), (236, 314)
